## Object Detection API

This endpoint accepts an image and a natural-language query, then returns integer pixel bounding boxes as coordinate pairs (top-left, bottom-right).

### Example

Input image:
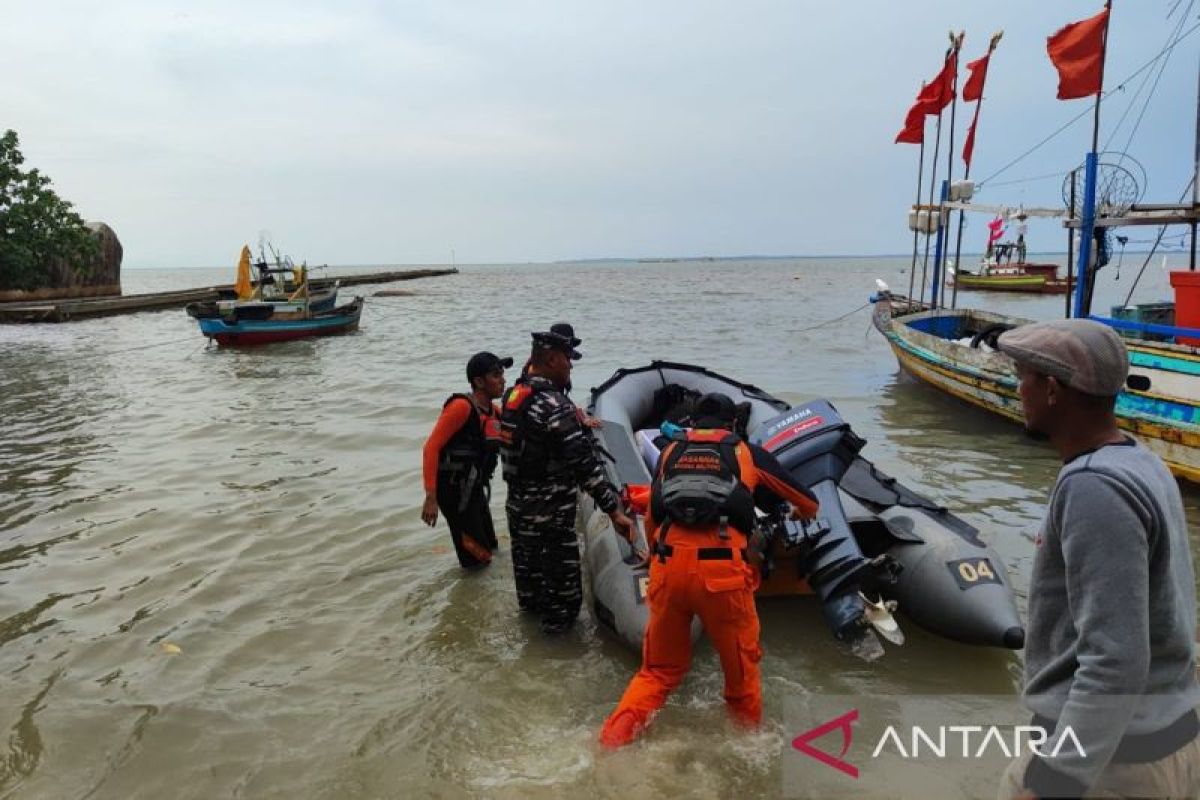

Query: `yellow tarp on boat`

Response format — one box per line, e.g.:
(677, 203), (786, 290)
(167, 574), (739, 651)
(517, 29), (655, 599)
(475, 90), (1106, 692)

(234, 245), (254, 300)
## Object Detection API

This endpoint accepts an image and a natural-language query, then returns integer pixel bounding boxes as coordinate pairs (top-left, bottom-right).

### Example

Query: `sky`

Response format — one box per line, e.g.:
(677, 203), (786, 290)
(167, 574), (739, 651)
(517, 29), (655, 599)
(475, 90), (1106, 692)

(2, 1), (1196, 268)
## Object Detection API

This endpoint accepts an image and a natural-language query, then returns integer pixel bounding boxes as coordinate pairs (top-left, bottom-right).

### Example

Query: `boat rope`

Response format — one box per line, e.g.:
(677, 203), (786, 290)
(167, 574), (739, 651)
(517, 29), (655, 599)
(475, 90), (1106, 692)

(794, 302), (870, 333)
(978, 171), (1067, 189)
(0, 334), (201, 364)
(1107, 0), (1194, 170)
(1121, 174), (1197, 307)
(977, 16), (1200, 190)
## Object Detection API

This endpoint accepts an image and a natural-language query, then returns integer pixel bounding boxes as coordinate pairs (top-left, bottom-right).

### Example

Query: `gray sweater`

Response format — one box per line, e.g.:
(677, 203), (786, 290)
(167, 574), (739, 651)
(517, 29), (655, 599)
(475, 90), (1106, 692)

(1023, 437), (1200, 796)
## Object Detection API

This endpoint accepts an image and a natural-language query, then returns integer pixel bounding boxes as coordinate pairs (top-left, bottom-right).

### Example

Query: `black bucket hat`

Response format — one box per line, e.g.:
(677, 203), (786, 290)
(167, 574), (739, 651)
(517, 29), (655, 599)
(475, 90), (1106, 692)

(550, 322), (582, 348)
(532, 330), (581, 360)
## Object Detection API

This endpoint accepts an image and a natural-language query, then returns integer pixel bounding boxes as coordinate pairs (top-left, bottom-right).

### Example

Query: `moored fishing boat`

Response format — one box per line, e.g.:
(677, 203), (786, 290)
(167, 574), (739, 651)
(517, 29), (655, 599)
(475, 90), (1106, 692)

(950, 271), (1074, 294)
(187, 244), (361, 345)
(872, 293), (1200, 482)
(195, 297), (363, 346)
(579, 361), (1024, 658)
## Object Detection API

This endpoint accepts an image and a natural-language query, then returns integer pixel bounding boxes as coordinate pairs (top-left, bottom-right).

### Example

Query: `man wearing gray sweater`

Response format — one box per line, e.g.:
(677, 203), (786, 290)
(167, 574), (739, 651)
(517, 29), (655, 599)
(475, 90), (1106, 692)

(996, 319), (1200, 799)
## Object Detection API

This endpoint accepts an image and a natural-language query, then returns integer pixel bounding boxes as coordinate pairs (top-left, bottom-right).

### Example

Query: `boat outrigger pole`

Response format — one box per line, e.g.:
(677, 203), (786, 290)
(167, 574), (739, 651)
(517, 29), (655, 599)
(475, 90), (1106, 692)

(1071, 0), (1113, 320)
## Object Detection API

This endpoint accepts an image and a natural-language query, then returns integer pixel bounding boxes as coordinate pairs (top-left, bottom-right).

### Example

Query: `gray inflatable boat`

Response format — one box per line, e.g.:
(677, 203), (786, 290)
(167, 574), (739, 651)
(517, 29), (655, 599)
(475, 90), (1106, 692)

(579, 361), (1024, 657)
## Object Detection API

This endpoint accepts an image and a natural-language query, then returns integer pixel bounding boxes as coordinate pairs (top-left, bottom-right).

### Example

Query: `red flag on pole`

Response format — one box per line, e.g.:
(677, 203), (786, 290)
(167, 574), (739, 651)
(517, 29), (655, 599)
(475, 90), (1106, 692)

(915, 56), (957, 115)
(962, 112), (979, 167)
(1046, 7), (1110, 100)
(962, 54), (990, 102)
(894, 101), (926, 144)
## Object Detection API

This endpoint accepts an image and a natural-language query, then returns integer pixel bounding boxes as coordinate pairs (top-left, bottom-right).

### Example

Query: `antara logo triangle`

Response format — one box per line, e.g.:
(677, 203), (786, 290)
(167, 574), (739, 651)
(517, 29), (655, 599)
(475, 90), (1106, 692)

(791, 709), (859, 778)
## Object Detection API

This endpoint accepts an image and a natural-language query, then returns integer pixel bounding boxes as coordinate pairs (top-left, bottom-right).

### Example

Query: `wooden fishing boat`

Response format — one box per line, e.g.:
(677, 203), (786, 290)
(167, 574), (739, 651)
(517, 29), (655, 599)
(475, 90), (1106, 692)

(951, 272), (1074, 294)
(872, 293), (1200, 483)
(196, 297), (363, 346)
(188, 243), (361, 345)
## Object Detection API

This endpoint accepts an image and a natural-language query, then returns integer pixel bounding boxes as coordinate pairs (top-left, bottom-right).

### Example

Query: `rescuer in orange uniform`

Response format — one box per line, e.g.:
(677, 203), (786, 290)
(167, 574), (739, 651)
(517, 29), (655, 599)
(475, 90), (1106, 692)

(421, 351), (512, 569)
(599, 392), (819, 748)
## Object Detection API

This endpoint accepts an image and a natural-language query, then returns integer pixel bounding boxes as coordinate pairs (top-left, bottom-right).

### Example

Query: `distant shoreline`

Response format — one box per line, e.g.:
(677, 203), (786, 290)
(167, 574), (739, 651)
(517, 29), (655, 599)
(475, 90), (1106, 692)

(123, 250), (1188, 270)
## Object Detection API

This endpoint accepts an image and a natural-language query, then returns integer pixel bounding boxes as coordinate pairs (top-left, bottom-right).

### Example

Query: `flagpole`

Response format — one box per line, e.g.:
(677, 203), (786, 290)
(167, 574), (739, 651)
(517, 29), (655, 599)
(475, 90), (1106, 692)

(918, 110), (944, 308)
(907, 119), (927, 309)
(1073, 0), (1113, 318)
(1090, 0), (1112, 154)
(918, 45), (954, 308)
(933, 31), (964, 310)
(952, 32), (1001, 311)
(1191, 51), (1199, 271)
(1066, 169), (1076, 318)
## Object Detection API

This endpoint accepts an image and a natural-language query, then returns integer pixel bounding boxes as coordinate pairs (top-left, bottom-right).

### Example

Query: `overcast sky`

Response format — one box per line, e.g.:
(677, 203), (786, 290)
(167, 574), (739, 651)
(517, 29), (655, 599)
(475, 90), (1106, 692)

(3, 1), (1195, 267)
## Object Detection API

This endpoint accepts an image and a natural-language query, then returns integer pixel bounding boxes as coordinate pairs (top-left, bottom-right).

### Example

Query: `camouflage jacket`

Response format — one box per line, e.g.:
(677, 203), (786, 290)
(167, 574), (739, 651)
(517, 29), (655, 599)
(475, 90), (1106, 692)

(500, 375), (619, 518)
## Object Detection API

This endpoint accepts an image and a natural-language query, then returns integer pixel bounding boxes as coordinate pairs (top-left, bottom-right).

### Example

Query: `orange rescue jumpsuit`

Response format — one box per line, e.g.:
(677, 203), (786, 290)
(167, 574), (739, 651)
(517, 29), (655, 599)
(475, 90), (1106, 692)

(599, 430), (819, 748)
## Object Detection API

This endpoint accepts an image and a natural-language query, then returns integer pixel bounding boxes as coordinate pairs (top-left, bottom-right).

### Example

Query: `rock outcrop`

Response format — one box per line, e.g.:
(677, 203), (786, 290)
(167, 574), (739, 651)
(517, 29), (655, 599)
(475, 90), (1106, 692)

(0, 222), (122, 302)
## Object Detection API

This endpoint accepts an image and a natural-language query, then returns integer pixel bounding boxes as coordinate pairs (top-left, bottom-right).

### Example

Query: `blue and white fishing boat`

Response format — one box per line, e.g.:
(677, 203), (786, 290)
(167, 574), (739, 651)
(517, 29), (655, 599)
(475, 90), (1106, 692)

(195, 297), (363, 346)
(187, 244), (361, 346)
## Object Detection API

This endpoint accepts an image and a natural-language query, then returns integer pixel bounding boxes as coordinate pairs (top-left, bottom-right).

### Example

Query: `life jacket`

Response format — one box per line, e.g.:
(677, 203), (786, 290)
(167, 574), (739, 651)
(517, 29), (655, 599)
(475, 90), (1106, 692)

(499, 381), (556, 482)
(438, 394), (500, 485)
(650, 429), (757, 541)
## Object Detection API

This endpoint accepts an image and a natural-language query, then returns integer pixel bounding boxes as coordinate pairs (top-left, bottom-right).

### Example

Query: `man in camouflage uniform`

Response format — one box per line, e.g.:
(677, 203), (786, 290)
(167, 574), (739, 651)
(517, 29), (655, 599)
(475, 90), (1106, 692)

(500, 329), (635, 634)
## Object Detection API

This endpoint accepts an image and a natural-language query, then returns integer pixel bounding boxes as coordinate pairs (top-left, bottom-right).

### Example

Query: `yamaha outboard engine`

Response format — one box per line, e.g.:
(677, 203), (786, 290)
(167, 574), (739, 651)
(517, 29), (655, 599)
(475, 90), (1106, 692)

(751, 400), (900, 651)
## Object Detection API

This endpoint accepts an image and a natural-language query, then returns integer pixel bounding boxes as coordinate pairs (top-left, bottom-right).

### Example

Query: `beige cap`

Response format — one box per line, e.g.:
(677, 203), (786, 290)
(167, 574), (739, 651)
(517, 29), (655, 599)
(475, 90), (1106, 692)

(996, 319), (1129, 396)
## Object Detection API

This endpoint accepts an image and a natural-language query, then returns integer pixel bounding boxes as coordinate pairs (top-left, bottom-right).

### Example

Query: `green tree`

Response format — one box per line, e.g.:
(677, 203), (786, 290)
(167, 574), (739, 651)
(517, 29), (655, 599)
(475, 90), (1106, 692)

(0, 130), (100, 291)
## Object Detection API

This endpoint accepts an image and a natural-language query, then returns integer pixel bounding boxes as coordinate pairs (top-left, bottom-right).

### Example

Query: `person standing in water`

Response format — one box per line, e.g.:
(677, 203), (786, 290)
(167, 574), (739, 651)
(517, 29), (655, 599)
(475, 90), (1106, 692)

(499, 330), (635, 633)
(599, 392), (818, 748)
(422, 352), (512, 569)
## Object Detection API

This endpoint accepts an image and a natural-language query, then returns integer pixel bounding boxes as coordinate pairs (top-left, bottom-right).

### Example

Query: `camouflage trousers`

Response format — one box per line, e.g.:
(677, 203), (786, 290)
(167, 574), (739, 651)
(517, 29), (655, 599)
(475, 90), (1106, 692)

(505, 502), (582, 634)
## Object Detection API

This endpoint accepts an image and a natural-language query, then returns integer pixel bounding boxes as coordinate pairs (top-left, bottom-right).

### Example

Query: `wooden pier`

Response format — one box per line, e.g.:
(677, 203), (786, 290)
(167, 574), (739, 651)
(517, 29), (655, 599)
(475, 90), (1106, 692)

(0, 268), (457, 323)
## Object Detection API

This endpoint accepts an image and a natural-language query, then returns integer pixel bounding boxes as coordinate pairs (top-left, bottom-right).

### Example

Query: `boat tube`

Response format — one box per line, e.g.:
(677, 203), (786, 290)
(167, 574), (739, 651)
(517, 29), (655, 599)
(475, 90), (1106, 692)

(579, 361), (1024, 656)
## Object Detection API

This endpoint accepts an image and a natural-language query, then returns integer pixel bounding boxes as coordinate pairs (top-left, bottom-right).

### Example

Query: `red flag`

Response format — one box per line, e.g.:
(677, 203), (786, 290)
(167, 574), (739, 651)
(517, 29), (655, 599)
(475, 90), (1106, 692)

(915, 56), (957, 115)
(962, 111), (979, 167)
(1046, 7), (1110, 100)
(894, 101), (925, 144)
(987, 215), (1006, 245)
(962, 54), (990, 102)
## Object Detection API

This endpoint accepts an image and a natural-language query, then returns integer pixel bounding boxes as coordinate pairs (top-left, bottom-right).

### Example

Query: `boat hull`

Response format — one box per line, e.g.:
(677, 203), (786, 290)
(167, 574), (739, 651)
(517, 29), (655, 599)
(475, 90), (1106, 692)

(953, 274), (1075, 294)
(872, 296), (1200, 483)
(197, 298), (362, 346)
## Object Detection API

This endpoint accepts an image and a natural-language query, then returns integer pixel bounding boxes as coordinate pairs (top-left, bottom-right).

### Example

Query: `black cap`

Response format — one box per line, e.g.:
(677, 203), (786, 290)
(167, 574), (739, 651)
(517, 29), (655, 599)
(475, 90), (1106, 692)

(532, 331), (581, 361)
(550, 322), (581, 348)
(466, 351), (513, 381)
(694, 392), (736, 428)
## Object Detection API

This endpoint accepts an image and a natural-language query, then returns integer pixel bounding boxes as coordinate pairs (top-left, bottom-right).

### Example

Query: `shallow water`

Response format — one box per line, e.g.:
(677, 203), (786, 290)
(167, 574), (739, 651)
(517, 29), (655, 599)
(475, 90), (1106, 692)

(1, 255), (1197, 798)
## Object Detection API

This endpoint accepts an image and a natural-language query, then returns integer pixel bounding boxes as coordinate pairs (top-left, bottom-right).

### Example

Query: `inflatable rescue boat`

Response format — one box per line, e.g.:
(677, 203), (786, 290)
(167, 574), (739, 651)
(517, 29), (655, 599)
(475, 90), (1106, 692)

(579, 361), (1024, 657)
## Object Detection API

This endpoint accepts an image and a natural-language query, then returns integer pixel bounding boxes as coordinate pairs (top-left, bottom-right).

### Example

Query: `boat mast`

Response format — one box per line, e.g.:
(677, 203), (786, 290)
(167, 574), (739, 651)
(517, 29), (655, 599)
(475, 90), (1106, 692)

(951, 31), (1000, 311)
(906, 114), (928, 309)
(1066, 169), (1077, 318)
(932, 31), (965, 310)
(918, 40), (954, 308)
(1192, 52), (1199, 271)
(918, 116), (944, 308)
(1071, 0), (1113, 319)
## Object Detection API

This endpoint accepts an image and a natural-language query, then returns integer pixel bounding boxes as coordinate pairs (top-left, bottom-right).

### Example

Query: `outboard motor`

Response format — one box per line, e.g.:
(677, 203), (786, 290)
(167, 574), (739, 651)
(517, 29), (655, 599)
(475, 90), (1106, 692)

(751, 400), (901, 651)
